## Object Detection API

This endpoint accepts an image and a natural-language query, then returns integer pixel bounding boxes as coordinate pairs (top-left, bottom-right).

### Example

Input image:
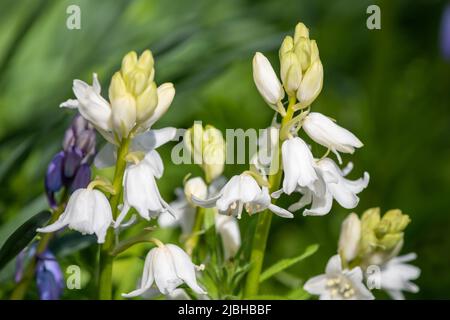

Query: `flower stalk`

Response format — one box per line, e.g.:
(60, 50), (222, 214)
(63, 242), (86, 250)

(97, 136), (130, 300)
(243, 96), (296, 298)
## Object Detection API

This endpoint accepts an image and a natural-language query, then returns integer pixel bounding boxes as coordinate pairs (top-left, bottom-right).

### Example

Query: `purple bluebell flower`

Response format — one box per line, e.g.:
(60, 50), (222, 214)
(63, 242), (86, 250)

(441, 4), (450, 60)
(45, 114), (96, 207)
(36, 250), (64, 300)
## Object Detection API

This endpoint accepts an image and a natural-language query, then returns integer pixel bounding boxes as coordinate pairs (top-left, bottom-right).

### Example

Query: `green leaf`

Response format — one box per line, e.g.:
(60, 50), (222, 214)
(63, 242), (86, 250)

(259, 244), (319, 283)
(0, 210), (51, 271)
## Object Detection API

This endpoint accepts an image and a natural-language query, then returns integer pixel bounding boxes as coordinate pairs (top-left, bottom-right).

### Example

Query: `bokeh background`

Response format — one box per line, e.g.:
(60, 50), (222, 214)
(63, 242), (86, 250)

(0, 0), (449, 299)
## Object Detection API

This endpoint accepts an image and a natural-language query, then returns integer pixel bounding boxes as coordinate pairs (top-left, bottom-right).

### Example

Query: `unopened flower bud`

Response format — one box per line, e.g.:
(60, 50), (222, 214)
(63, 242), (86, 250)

(184, 177), (208, 205)
(252, 52), (285, 109)
(184, 123), (226, 183)
(296, 59), (323, 108)
(294, 22), (310, 43)
(109, 72), (137, 137)
(280, 51), (302, 95)
(338, 213), (361, 262)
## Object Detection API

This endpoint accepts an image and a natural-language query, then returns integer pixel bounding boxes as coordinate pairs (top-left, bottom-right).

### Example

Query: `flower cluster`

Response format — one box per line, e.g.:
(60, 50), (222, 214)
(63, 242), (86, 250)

(305, 208), (420, 300)
(36, 50), (206, 297)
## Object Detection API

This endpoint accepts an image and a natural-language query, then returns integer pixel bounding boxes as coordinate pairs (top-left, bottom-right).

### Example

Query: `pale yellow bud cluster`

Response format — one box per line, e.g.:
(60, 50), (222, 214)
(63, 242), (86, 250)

(279, 23), (323, 108)
(109, 50), (159, 138)
(184, 123), (226, 183)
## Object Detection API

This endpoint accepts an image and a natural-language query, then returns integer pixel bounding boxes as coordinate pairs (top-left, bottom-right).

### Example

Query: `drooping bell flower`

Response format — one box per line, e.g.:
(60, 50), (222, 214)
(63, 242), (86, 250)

(122, 242), (206, 297)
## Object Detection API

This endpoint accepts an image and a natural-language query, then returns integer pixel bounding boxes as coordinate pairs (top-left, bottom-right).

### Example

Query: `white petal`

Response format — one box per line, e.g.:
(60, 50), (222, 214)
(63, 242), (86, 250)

(282, 137), (317, 195)
(94, 143), (117, 168)
(268, 204), (294, 218)
(303, 274), (327, 295)
(215, 215), (241, 259)
(153, 248), (182, 295)
(325, 255), (343, 274)
(166, 244), (206, 294)
(143, 150), (164, 179)
(60, 99), (79, 109)
(303, 190), (333, 216)
(303, 112), (363, 155)
(122, 250), (156, 298)
(133, 127), (177, 152)
(91, 190), (113, 243)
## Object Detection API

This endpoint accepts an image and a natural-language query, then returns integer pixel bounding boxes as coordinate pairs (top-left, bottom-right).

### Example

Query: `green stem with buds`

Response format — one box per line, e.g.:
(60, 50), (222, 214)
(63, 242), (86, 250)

(243, 96), (296, 298)
(98, 137), (130, 300)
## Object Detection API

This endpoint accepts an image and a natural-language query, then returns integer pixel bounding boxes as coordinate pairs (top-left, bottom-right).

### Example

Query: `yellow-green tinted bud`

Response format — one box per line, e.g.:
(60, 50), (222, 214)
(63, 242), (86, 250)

(309, 40), (320, 63)
(294, 37), (311, 72)
(294, 22), (310, 43)
(184, 124), (226, 183)
(121, 51), (138, 75)
(296, 59), (323, 108)
(279, 36), (294, 59)
(109, 72), (136, 137)
(360, 207), (410, 257)
(136, 81), (158, 123)
(280, 52), (302, 95)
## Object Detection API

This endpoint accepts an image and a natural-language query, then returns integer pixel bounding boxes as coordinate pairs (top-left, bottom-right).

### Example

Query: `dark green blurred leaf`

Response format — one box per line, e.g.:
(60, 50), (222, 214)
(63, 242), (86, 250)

(0, 210), (51, 271)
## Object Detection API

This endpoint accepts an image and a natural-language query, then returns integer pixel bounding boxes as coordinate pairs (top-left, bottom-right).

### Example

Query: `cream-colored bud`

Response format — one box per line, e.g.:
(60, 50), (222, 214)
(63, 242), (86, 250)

(137, 50), (154, 71)
(136, 82), (158, 123)
(111, 95), (136, 138)
(121, 51), (138, 75)
(338, 213), (361, 262)
(109, 72), (137, 137)
(184, 177), (208, 205)
(296, 59), (323, 107)
(279, 36), (294, 58)
(309, 40), (320, 63)
(294, 38), (311, 72)
(280, 51), (302, 95)
(294, 22), (310, 43)
(252, 52), (285, 107)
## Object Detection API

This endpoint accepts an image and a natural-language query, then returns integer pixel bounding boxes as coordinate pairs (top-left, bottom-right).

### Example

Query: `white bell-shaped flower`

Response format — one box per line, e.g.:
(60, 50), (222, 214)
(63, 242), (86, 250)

(122, 242), (206, 297)
(378, 253), (420, 300)
(253, 52), (285, 110)
(37, 188), (112, 243)
(114, 151), (174, 227)
(192, 173), (293, 219)
(281, 137), (318, 195)
(61, 73), (112, 132)
(304, 255), (374, 300)
(288, 159), (369, 216)
(302, 112), (363, 164)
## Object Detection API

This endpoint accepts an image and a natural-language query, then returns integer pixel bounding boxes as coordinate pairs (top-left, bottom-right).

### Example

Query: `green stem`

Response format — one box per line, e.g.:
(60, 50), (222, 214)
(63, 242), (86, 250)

(243, 96), (296, 298)
(10, 203), (67, 300)
(185, 206), (205, 256)
(97, 137), (130, 300)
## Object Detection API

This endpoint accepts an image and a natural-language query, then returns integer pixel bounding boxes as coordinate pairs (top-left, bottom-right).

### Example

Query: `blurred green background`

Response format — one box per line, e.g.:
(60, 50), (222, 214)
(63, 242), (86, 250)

(0, 0), (449, 299)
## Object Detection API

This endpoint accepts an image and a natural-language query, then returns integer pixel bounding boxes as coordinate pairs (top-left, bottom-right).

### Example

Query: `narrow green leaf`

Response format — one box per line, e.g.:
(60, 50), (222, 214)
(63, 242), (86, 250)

(245, 295), (290, 300)
(259, 244), (319, 283)
(0, 210), (51, 271)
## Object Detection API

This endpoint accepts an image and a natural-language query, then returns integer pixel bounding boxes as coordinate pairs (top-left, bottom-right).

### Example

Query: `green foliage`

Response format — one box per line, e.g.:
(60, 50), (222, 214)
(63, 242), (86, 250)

(259, 244), (319, 283)
(0, 210), (50, 271)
